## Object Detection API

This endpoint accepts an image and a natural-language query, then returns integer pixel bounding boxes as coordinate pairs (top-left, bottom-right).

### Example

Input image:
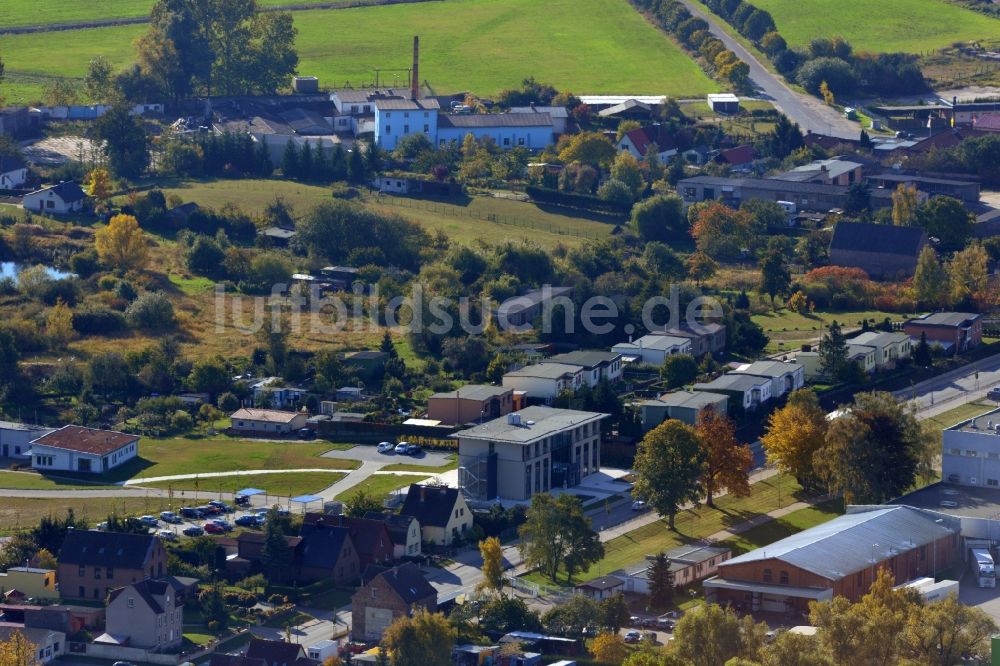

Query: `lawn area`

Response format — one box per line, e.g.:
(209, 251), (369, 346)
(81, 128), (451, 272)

(168, 273), (216, 296)
(536, 473), (808, 584)
(716, 498), (844, 555)
(381, 454), (457, 473)
(137, 471), (346, 496)
(752, 308), (915, 354)
(922, 400), (995, 433)
(334, 473), (430, 500)
(154, 179), (618, 250)
(751, 0), (1000, 53)
(0, 436), (359, 490)
(0, 496), (181, 533)
(0, 0), (717, 105)
(0, 471), (118, 490)
(306, 587), (354, 611)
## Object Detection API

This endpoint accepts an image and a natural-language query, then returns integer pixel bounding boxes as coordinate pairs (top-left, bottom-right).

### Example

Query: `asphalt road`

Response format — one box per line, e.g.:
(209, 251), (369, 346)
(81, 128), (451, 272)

(676, 0), (859, 139)
(894, 352), (1000, 418)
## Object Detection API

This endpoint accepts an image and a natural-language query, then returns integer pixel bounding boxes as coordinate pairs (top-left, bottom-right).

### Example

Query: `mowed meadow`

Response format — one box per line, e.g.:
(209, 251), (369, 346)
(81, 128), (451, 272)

(750, 0), (1000, 53)
(0, 0), (718, 105)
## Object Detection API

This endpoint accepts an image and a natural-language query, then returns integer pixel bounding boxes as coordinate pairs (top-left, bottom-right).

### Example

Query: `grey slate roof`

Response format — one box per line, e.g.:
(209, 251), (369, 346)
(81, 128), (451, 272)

(718, 505), (956, 580)
(615, 334), (691, 352)
(430, 384), (510, 401)
(297, 524), (351, 570)
(911, 312), (981, 327)
(830, 222), (926, 256)
(0, 156), (26, 173)
(504, 363), (578, 380)
(361, 562), (436, 604)
(508, 106), (569, 118)
(58, 531), (156, 569)
(733, 360), (802, 379)
(400, 484), (460, 528)
(850, 331), (910, 347)
(455, 406), (606, 444)
(374, 98), (440, 111)
(438, 112), (553, 128)
(693, 374), (768, 393)
(646, 390), (728, 409)
(546, 351), (622, 369)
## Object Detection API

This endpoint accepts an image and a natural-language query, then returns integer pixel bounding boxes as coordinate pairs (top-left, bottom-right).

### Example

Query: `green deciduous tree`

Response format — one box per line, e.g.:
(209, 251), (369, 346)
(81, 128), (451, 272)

(818, 321), (849, 381)
(518, 494), (603, 582)
(93, 104), (150, 179)
(632, 420), (705, 529)
(815, 392), (935, 503)
(913, 245), (950, 309)
(661, 354), (699, 389)
(630, 194), (687, 242)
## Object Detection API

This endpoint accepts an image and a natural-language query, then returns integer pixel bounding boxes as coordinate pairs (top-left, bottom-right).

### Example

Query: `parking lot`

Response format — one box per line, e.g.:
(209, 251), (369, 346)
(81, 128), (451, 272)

(321, 443), (452, 466)
(132, 497), (306, 541)
(959, 570), (1000, 624)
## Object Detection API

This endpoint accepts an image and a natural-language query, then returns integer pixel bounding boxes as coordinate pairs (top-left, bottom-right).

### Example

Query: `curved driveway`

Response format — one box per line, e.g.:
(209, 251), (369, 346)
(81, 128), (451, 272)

(677, 0), (859, 139)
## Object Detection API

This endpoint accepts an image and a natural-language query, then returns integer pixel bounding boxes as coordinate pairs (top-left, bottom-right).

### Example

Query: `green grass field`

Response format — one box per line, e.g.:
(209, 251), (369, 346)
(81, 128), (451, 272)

(0, 436), (359, 490)
(0, 0), (717, 105)
(751, 0), (1000, 53)
(156, 179), (618, 249)
(0, 496), (181, 533)
(334, 473), (429, 500)
(717, 498), (843, 555)
(752, 308), (915, 354)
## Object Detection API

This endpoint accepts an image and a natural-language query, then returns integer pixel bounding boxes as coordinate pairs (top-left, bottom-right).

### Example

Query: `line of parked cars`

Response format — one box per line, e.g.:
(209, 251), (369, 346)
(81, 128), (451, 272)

(376, 441), (422, 455)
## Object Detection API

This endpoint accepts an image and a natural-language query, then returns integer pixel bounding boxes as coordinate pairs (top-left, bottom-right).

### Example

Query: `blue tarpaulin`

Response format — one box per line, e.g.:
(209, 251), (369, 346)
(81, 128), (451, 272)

(290, 494), (323, 504)
(236, 488), (266, 497)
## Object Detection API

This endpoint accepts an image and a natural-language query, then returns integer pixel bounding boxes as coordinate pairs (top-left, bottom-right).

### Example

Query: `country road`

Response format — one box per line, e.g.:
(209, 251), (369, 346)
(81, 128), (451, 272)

(675, 0), (859, 139)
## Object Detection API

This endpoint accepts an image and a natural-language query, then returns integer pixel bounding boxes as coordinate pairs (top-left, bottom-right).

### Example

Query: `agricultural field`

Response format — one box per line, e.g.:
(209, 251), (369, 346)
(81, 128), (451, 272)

(751, 0), (1000, 54)
(0, 0), (718, 105)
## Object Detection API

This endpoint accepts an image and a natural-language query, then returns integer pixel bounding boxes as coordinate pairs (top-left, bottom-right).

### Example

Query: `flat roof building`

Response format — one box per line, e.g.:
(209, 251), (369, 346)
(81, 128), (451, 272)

(456, 406), (607, 502)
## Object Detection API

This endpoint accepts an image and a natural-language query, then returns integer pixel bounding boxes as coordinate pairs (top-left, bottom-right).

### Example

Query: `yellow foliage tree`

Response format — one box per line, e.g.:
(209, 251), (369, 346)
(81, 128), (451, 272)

(761, 389), (827, 490)
(94, 214), (148, 272)
(590, 632), (628, 663)
(85, 167), (113, 211)
(46, 298), (75, 348)
(0, 629), (38, 666)
(478, 536), (505, 595)
(891, 183), (919, 226)
(787, 290), (809, 313)
(819, 80), (835, 106)
(948, 243), (990, 306)
(382, 609), (456, 666)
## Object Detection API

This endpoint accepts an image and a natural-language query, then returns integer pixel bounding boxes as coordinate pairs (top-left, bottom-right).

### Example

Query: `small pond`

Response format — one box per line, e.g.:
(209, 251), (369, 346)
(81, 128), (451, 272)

(0, 262), (75, 281)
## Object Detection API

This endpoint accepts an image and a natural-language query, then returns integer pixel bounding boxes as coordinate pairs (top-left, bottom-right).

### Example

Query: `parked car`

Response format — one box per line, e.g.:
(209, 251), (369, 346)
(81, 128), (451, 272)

(113, 661), (136, 666)
(210, 519), (233, 531)
(203, 522), (225, 534)
(406, 444), (422, 455)
(235, 494), (251, 507)
(395, 441), (410, 454)
(182, 526), (204, 537)
(96, 521), (109, 531)
(632, 500), (647, 511)
(139, 515), (159, 527)
(160, 511), (182, 524)
(208, 501), (233, 513)
(157, 530), (177, 542)
(377, 441), (394, 454)
(624, 630), (642, 644)
(180, 507), (203, 520)
(629, 615), (641, 626)
(988, 387), (1000, 401)
(198, 504), (221, 516)
(235, 515), (259, 527)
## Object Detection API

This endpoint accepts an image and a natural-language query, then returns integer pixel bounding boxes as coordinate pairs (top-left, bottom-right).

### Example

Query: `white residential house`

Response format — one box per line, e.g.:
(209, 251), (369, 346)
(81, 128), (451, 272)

(612, 334), (692, 366)
(249, 377), (308, 408)
(0, 156), (28, 189)
(22, 181), (86, 215)
(542, 351), (624, 387)
(502, 363), (583, 403)
(850, 331), (912, 370)
(229, 408), (308, 435)
(692, 374), (772, 412)
(731, 360), (805, 399)
(28, 425), (139, 475)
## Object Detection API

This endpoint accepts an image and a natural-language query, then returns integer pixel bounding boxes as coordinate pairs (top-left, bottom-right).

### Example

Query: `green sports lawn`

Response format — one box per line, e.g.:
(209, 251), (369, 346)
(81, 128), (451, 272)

(751, 0), (1000, 53)
(0, 0), (717, 105)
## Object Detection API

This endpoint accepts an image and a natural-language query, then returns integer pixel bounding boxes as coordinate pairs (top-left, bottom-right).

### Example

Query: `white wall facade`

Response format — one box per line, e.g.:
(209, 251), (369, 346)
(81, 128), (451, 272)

(30, 440), (137, 474)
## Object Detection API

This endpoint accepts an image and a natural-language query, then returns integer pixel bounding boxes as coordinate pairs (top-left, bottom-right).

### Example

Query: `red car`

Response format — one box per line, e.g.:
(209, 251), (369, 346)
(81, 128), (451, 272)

(203, 522), (225, 534)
